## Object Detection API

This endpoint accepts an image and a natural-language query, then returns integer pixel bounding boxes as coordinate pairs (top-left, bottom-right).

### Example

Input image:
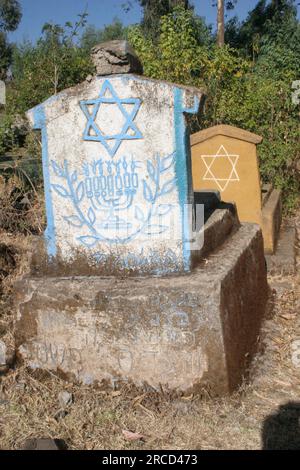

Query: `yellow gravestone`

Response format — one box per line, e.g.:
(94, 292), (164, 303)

(191, 125), (282, 253)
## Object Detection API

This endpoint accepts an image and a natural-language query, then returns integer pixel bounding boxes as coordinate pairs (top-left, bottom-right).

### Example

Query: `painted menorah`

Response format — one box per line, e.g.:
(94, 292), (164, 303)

(84, 157), (140, 230)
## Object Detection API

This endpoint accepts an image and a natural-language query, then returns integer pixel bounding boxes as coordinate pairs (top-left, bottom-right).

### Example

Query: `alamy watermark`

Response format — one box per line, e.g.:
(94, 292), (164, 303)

(0, 80), (5, 106)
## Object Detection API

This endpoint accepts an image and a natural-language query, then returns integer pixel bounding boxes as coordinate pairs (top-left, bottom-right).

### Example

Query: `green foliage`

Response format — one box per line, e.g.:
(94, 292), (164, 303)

(128, 7), (214, 85)
(0, 12), (94, 154)
(225, 0), (298, 58)
(9, 39), (93, 113)
(0, 0), (22, 78)
(129, 5), (300, 211)
(0, 1), (299, 213)
(81, 18), (128, 52)
(0, 113), (14, 154)
(8, 13), (93, 112)
(0, 0), (21, 31)
(137, 0), (193, 40)
(0, 30), (12, 78)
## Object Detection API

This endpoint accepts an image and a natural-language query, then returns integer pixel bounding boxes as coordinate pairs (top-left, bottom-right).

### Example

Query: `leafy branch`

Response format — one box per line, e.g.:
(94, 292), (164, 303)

(50, 153), (177, 246)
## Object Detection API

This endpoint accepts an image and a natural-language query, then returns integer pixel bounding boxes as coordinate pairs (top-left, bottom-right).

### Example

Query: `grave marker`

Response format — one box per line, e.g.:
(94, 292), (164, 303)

(15, 42), (269, 394)
(27, 45), (204, 274)
(191, 124), (282, 253)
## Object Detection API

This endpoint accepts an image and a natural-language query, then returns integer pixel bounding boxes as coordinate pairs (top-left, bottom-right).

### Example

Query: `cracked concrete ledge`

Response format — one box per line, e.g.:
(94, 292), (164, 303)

(266, 223), (296, 275)
(14, 223), (269, 395)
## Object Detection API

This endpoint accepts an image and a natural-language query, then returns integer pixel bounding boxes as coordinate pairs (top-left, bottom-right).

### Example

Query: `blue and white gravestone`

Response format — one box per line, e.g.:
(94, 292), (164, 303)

(27, 49), (203, 274)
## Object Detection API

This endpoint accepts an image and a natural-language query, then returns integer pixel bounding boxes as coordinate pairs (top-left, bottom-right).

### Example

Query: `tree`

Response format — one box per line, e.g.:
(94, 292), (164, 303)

(133, 0), (193, 40)
(7, 12), (93, 116)
(0, 0), (22, 79)
(211, 0), (237, 46)
(129, 3), (300, 211)
(0, 0), (21, 31)
(225, 0), (298, 57)
(81, 18), (127, 52)
(1, 0), (299, 212)
(217, 0), (225, 46)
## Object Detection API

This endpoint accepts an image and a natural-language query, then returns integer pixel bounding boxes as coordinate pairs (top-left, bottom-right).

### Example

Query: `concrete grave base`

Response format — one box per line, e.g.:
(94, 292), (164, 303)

(14, 223), (269, 395)
(266, 223), (296, 276)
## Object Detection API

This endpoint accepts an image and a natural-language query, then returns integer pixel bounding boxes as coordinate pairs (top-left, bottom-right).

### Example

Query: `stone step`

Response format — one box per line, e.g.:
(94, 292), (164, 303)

(195, 206), (239, 263)
(265, 224), (296, 275)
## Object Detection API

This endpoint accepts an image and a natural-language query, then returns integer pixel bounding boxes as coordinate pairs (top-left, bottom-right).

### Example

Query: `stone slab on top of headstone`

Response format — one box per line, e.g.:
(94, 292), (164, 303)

(91, 40), (144, 76)
(27, 41), (205, 275)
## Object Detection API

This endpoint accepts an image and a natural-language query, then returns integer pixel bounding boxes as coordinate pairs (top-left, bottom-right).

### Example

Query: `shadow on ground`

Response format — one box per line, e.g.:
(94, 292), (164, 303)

(262, 402), (300, 450)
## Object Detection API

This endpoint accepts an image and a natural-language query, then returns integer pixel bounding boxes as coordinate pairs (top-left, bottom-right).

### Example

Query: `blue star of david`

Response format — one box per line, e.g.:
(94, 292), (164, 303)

(79, 80), (143, 157)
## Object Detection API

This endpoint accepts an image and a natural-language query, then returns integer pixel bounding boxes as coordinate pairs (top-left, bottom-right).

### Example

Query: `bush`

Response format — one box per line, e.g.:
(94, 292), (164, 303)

(0, 5), (299, 217)
(129, 6), (300, 212)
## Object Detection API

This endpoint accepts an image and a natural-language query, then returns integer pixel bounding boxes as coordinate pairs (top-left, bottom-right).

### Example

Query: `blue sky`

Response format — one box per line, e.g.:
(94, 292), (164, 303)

(8, 0), (300, 44)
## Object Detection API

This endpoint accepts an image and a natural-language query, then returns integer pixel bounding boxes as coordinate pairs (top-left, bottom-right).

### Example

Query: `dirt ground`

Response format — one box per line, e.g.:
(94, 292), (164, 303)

(0, 214), (299, 450)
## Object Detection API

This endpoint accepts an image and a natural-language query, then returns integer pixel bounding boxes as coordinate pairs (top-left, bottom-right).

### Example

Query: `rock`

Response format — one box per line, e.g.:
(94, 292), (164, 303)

(0, 366), (8, 375)
(58, 390), (73, 408)
(22, 438), (67, 450)
(54, 409), (68, 421)
(91, 40), (143, 76)
(0, 341), (6, 366)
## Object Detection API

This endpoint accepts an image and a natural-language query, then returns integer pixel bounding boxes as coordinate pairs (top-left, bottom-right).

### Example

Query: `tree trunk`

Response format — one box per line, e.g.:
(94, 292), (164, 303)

(217, 0), (225, 47)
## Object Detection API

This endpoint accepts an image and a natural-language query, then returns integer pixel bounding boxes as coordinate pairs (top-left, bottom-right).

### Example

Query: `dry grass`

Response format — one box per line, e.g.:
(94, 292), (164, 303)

(0, 217), (299, 450)
(0, 175), (45, 236)
(0, 231), (32, 364)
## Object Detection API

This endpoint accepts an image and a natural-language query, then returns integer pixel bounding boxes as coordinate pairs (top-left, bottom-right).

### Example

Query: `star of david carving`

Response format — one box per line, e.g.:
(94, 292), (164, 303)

(201, 145), (239, 192)
(80, 80), (143, 157)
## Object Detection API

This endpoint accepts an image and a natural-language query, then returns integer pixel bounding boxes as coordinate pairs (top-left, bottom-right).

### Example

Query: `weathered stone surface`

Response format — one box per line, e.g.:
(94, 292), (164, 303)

(266, 224), (296, 275)
(194, 207), (238, 263)
(26, 73), (204, 276)
(91, 40), (143, 76)
(15, 223), (269, 394)
(262, 188), (282, 254)
(58, 390), (73, 408)
(29, 207), (237, 277)
(22, 438), (66, 450)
